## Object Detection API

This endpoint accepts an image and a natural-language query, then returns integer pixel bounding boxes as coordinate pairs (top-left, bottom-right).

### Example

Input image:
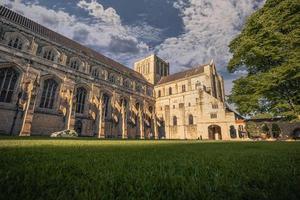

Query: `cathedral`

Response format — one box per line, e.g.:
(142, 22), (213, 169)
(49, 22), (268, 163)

(0, 6), (245, 140)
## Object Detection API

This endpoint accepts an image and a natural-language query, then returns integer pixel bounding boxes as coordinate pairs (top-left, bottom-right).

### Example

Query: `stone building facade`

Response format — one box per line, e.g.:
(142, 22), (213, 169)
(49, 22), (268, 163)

(150, 58), (243, 140)
(0, 6), (156, 139)
(0, 6), (244, 140)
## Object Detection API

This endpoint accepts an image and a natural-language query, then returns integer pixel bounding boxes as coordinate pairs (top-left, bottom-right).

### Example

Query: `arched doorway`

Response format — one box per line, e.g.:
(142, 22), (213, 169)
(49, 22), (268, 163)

(208, 125), (222, 140)
(292, 128), (300, 139)
(74, 120), (83, 135)
(271, 123), (281, 138)
(229, 125), (237, 138)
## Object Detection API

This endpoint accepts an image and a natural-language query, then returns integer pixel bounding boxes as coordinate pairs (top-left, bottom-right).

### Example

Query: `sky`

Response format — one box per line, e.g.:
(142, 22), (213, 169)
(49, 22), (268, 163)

(2, 0), (266, 94)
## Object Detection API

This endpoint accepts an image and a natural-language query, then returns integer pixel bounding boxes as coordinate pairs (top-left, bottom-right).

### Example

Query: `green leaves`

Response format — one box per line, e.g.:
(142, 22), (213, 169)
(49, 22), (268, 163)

(228, 0), (300, 119)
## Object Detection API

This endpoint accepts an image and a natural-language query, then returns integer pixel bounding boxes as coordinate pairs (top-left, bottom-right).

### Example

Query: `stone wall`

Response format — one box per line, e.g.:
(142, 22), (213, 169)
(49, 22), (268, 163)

(245, 121), (300, 138)
(0, 13), (156, 138)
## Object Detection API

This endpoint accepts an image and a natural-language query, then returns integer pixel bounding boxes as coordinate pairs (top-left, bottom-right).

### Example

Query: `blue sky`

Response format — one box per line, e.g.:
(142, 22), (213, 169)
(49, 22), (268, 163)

(2, 0), (265, 94)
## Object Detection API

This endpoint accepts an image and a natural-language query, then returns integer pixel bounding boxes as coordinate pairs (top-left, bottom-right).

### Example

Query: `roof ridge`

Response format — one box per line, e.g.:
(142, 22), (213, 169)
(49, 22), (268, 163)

(157, 64), (208, 85)
(168, 64), (208, 76)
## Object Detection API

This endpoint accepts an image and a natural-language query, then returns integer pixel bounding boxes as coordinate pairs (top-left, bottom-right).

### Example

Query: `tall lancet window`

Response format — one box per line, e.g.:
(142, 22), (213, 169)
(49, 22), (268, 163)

(169, 87), (172, 95)
(75, 87), (87, 114)
(0, 68), (19, 103)
(188, 114), (194, 125)
(103, 94), (110, 118)
(173, 116), (177, 126)
(40, 79), (58, 109)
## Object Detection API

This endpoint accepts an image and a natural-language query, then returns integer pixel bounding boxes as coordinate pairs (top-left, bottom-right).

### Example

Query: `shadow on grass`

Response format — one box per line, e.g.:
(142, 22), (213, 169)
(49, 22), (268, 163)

(0, 138), (299, 200)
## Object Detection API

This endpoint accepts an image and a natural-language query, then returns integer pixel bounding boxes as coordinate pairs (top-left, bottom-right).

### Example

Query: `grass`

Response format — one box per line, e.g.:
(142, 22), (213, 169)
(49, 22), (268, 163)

(0, 137), (299, 200)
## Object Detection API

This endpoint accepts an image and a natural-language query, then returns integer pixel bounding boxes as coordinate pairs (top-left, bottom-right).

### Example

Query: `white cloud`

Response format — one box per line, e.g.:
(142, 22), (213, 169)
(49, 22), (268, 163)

(129, 22), (164, 44)
(156, 0), (265, 93)
(2, 0), (265, 95)
(2, 0), (156, 66)
(77, 0), (121, 25)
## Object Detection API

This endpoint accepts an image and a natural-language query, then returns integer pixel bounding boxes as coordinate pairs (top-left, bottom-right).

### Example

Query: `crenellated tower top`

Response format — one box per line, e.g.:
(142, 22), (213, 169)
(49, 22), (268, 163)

(134, 54), (169, 85)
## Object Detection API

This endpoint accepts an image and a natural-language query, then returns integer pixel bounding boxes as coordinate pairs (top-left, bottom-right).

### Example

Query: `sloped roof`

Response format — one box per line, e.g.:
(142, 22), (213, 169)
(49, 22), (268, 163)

(225, 103), (245, 120)
(245, 117), (285, 122)
(0, 6), (147, 82)
(157, 64), (207, 85)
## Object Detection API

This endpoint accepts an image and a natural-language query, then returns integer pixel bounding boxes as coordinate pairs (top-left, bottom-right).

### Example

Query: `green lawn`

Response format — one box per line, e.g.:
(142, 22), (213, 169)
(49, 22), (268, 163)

(0, 137), (299, 200)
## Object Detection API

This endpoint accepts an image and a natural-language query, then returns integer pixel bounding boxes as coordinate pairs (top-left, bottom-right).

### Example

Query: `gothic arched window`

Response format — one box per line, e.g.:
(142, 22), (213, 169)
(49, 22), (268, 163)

(5, 32), (29, 51)
(0, 68), (19, 103)
(109, 74), (115, 83)
(158, 90), (161, 97)
(42, 47), (59, 62)
(39, 79), (58, 109)
(230, 125), (237, 138)
(173, 116), (177, 126)
(188, 114), (194, 125)
(92, 68), (100, 78)
(182, 85), (186, 92)
(169, 87), (172, 95)
(8, 37), (23, 50)
(43, 49), (55, 61)
(103, 94), (110, 118)
(75, 87), (87, 114)
(70, 59), (80, 70)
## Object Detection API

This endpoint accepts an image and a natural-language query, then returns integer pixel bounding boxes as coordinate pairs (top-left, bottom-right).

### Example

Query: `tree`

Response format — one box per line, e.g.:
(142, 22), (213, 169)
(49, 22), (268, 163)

(228, 0), (300, 119)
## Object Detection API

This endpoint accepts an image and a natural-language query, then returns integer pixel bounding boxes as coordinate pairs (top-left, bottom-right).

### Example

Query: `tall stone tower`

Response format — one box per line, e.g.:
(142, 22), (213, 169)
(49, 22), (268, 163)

(134, 54), (169, 85)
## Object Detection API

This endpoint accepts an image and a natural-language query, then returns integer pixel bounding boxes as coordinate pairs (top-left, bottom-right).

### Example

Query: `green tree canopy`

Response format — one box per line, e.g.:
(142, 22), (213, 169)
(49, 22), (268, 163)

(228, 0), (300, 119)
